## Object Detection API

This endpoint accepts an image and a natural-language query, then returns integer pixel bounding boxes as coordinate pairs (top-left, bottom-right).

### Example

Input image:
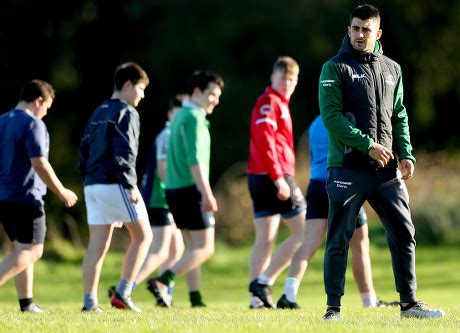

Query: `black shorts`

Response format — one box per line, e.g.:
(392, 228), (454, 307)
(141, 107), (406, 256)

(147, 207), (173, 227)
(0, 201), (46, 244)
(306, 179), (366, 228)
(248, 174), (306, 219)
(166, 185), (215, 230)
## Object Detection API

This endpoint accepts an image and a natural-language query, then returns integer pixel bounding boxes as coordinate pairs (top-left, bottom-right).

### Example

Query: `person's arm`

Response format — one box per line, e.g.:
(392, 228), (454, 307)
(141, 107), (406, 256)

(251, 98), (289, 200)
(156, 128), (169, 182)
(78, 125), (90, 178)
(391, 73), (416, 164)
(31, 157), (78, 207)
(157, 159), (167, 182)
(190, 163), (217, 212)
(113, 108), (140, 203)
(319, 61), (374, 153)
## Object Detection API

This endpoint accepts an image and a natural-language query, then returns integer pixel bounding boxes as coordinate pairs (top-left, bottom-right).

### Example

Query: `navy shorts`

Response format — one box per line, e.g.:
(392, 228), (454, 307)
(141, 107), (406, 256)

(147, 207), (173, 227)
(166, 185), (215, 230)
(306, 179), (366, 228)
(248, 174), (306, 219)
(0, 201), (46, 244)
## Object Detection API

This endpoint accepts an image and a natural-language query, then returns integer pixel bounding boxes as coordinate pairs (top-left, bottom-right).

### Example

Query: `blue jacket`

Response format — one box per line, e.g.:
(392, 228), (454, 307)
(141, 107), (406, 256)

(79, 99), (140, 189)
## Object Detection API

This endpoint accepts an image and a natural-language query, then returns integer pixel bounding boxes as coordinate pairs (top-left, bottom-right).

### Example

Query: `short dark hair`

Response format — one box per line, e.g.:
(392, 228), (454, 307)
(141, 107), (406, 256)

(19, 80), (55, 103)
(114, 62), (149, 91)
(350, 4), (380, 24)
(273, 56), (299, 76)
(168, 94), (188, 110)
(186, 70), (224, 95)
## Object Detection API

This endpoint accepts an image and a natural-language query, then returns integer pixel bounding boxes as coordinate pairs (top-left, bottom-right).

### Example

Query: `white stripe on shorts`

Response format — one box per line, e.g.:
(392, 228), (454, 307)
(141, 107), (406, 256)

(84, 184), (148, 226)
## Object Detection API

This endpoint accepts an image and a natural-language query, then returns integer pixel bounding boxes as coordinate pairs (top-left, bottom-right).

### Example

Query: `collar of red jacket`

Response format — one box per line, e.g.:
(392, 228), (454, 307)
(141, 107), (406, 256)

(265, 86), (290, 104)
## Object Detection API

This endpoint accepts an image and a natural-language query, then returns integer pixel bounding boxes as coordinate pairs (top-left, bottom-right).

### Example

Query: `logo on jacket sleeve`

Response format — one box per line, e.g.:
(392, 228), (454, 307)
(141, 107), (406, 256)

(321, 79), (335, 87)
(259, 104), (272, 115)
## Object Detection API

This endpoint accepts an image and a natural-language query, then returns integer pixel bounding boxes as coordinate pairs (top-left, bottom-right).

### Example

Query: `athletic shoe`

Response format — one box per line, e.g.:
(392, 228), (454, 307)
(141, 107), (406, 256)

(249, 294), (264, 309)
(20, 303), (43, 313)
(323, 307), (340, 320)
(376, 298), (399, 307)
(107, 285), (116, 298)
(110, 291), (142, 313)
(81, 306), (104, 313)
(401, 301), (445, 318)
(146, 278), (171, 308)
(191, 301), (206, 308)
(276, 294), (300, 309)
(248, 279), (275, 308)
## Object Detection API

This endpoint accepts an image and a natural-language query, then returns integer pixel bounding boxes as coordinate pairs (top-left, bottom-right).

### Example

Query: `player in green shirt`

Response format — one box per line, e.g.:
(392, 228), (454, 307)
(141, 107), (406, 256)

(148, 71), (224, 307)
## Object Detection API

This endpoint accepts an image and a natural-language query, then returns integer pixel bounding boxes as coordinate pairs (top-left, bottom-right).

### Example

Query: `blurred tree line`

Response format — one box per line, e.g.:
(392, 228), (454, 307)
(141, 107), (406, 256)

(1, 0), (459, 248)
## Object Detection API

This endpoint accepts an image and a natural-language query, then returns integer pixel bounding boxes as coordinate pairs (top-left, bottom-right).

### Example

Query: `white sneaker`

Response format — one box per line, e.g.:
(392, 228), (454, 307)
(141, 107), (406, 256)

(323, 308), (341, 320)
(401, 301), (445, 318)
(21, 303), (43, 313)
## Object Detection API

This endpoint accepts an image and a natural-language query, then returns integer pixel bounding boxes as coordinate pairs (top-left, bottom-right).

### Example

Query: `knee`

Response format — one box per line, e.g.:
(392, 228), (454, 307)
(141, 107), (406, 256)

(155, 249), (169, 263)
(30, 245), (44, 263)
(170, 244), (184, 262)
(136, 227), (153, 245)
(202, 244), (215, 261)
(253, 238), (274, 254)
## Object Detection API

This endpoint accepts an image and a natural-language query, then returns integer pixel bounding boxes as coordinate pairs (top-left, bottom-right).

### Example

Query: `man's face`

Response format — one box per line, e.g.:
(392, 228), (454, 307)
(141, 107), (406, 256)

(34, 97), (53, 119)
(271, 70), (298, 99)
(191, 82), (222, 114)
(348, 17), (382, 53)
(123, 81), (146, 107)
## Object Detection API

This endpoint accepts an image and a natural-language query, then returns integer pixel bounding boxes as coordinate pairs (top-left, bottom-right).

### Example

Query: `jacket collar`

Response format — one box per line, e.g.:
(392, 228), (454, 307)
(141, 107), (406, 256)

(339, 35), (383, 63)
(266, 86), (289, 104)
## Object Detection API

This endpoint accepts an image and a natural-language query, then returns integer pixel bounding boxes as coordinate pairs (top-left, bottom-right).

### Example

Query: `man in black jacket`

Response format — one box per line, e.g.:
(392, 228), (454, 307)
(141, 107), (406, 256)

(79, 62), (152, 312)
(319, 5), (444, 320)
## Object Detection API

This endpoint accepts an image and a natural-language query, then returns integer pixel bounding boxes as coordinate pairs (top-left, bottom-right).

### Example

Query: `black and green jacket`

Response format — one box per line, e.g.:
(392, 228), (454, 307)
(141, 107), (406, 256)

(318, 35), (415, 170)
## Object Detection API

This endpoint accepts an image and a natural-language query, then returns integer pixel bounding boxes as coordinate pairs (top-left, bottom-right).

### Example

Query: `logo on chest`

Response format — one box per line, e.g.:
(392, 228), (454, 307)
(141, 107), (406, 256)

(385, 74), (396, 86)
(352, 74), (366, 80)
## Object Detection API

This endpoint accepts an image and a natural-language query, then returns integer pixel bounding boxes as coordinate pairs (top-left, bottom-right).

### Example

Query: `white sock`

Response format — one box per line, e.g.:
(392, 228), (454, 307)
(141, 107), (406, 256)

(284, 277), (300, 303)
(360, 290), (377, 307)
(257, 274), (274, 286)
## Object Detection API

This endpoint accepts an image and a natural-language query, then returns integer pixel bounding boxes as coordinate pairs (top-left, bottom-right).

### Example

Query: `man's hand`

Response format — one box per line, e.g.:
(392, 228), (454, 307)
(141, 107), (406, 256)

(368, 143), (394, 168)
(201, 191), (218, 212)
(274, 177), (290, 201)
(400, 159), (415, 180)
(58, 188), (78, 207)
(129, 187), (142, 205)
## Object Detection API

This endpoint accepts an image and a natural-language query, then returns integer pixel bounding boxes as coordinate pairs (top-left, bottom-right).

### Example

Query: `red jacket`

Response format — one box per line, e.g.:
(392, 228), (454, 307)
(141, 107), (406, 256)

(248, 87), (295, 180)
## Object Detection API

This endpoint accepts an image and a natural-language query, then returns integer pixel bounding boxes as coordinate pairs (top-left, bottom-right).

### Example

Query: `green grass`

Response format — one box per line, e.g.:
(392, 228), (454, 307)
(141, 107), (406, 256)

(0, 243), (459, 332)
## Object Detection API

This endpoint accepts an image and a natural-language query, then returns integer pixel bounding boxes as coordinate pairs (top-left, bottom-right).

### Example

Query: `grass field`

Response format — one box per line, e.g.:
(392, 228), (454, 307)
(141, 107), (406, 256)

(0, 243), (459, 332)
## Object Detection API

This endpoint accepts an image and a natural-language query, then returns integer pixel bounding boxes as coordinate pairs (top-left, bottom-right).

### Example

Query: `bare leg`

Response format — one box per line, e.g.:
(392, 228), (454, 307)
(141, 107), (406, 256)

(262, 212), (305, 281)
(249, 215), (280, 281)
(287, 218), (327, 280)
(135, 225), (173, 284)
(121, 219), (153, 282)
(0, 242), (43, 286)
(82, 225), (114, 294)
(178, 230), (201, 291)
(170, 228), (214, 276)
(159, 226), (185, 272)
(14, 265), (33, 299)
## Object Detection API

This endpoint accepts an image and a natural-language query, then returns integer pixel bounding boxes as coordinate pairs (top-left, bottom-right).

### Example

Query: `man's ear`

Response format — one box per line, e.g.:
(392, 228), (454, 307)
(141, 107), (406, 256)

(34, 96), (44, 108)
(122, 80), (133, 91)
(192, 87), (202, 96)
